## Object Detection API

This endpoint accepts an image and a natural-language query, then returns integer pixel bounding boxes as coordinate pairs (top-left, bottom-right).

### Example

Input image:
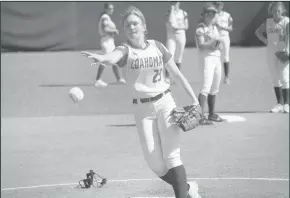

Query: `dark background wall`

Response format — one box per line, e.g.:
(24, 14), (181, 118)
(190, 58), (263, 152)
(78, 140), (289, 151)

(1, 1), (289, 51)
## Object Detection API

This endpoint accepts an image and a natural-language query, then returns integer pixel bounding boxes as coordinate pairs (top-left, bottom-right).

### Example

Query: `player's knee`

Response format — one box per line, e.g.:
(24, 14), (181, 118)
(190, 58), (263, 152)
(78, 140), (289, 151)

(200, 90), (209, 96)
(224, 56), (230, 62)
(99, 63), (107, 68)
(148, 163), (168, 177)
(163, 149), (182, 169)
(273, 80), (282, 87)
(209, 88), (219, 95)
(200, 86), (211, 96)
(282, 80), (289, 89)
(146, 159), (168, 177)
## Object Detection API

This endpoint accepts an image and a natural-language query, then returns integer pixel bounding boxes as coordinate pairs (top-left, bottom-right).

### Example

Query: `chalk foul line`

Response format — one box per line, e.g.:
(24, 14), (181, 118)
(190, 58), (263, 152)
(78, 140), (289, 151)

(1, 177), (289, 192)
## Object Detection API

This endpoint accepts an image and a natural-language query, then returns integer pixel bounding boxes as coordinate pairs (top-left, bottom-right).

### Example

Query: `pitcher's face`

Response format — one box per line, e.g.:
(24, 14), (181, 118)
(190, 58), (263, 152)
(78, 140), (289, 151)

(272, 5), (283, 21)
(123, 14), (146, 40)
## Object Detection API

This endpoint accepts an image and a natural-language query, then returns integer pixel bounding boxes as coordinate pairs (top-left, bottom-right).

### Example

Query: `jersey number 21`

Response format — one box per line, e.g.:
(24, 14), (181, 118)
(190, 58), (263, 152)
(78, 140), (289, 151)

(153, 69), (162, 83)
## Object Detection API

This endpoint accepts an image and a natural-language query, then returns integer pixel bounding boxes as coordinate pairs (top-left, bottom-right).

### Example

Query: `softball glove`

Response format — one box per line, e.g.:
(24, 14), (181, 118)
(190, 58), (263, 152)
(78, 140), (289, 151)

(275, 51), (289, 63)
(171, 104), (203, 132)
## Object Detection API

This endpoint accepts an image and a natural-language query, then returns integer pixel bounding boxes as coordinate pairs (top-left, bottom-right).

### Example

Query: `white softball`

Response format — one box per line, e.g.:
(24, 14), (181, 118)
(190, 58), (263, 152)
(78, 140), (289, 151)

(69, 87), (84, 102)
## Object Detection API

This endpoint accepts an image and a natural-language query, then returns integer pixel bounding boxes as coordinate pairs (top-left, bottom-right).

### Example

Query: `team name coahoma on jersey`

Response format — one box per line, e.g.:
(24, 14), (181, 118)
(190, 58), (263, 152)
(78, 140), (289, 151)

(130, 56), (163, 70)
(267, 26), (284, 34)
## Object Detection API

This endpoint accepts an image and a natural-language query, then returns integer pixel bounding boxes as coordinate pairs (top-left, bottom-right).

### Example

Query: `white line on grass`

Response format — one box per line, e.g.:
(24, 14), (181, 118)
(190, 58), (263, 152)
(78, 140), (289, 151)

(1, 177), (288, 192)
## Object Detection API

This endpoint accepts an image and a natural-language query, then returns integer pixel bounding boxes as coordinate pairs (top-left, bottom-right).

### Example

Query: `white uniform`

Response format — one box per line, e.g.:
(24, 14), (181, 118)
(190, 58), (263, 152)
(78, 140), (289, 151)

(117, 40), (181, 176)
(196, 23), (222, 96)
(266, 16), (289, 89)
(166, 9), (187, 64)
(98, 13), (116, 53)
(216, 11), (231, 62)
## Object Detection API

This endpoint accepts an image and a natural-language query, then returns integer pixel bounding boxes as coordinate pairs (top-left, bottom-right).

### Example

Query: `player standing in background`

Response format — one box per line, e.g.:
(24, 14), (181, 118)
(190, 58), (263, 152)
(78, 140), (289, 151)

(95, 2), (126, 87)
(213, 2), (233, 84)
(255, 2), (289, 113)
(82, 6), (201, 198)
(195, 4), (226, 124)
(165, 1), (188, 83)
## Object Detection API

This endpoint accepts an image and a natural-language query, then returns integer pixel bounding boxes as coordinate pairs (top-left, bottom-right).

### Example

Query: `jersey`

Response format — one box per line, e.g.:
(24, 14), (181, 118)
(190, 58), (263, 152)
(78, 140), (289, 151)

(266, 16), (289, 52)
(118, 40), (172, 98)
(195, 23), (221, 57)
(216, 11), (231, 36)
(98, 13), (116, 37)
(166, 9), (187, 34)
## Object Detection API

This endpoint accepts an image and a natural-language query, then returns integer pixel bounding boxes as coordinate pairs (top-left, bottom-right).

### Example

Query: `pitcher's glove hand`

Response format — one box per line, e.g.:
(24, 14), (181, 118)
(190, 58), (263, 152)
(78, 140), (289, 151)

(212, 40), (222, 51)
(275, 51), (289, 63)
(171, 104), (203, 132)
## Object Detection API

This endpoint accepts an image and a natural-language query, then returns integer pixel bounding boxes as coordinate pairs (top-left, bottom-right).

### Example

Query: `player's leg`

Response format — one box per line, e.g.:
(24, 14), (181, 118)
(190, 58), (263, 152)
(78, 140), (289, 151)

(279, 61), (289, 113)
(198, 56), (215, 124)
(223, 35), (231, 84)
(95, 66), (107, 86)
(174, 31), (186, 71)
(109, 38), (126, 83)
(95, 37), (109, 87)
(166, 35), (176, 80)
(134, 105), (169, 178)
(207, 57), (225, 122)
(268, 55), (284, 113)
(134, 103), (193, 198)
(156, 93), (200, 198)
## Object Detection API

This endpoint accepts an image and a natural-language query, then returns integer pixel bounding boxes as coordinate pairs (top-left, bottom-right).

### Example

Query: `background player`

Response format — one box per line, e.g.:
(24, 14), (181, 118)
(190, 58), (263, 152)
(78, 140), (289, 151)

(82, 6), (201, 198)
(213, 2), (233, 84)
(165, 1), (188, 83)
(195, 3), (226, 124)
(95, 2), (126, 87)
(255, 2), (289, 113)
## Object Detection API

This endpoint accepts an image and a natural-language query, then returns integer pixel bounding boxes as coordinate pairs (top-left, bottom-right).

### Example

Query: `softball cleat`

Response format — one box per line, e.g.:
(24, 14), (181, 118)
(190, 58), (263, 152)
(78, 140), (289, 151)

(270, 104), (283, 113)
(283, 104), (289, 113)
(187, 181), (201, 198)
(94, 80), (108, 87)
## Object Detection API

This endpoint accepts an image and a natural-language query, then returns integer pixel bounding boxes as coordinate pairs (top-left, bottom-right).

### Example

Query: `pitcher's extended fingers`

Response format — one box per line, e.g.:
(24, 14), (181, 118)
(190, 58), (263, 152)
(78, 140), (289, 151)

(81, 51), (94, 57)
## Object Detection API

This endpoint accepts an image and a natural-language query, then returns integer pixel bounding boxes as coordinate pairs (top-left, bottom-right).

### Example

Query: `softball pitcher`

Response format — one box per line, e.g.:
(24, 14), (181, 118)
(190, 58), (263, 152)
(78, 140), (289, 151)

(213, 2), (233, 84)
(95, 3), (126, 87)
(255, 2), (289, 113)
(165, 1), (188, 82)
(196, 4), (226, 124)
(82, 6), (201, 198)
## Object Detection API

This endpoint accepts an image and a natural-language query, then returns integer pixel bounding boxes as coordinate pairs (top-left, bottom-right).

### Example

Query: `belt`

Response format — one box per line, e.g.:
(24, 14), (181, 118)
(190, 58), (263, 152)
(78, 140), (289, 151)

(133, 89), (170, 104)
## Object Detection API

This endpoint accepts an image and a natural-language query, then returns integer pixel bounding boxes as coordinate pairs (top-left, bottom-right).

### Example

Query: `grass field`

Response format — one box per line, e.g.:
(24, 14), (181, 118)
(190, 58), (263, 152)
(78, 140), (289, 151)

(1, 47), (289, 198)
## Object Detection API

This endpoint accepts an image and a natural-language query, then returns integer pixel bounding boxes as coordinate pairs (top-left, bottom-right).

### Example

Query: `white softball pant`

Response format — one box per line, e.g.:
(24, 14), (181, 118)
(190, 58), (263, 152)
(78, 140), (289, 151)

(199, 55), (222, 96)
(100, 36), (115, 54)
(133, 92), (182, 177)
(221, 35), (230, 62)
(267, 50), (289, 89)
(166, 31), (186, 64)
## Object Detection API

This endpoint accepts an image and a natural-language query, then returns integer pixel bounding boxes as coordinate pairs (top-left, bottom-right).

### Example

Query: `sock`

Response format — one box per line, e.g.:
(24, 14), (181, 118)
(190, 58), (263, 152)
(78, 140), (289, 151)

(198, 94), (207, 116)
(282, 88), (289, 104)
(208, 94), (216, 116)
(176, 62), (181, 70)
(160, 165), (188, 198)
(96, 65), (105, 81)
(224, 62), (229, 77)
(112, 65), (121, 81)
(274, 86), (283, 104)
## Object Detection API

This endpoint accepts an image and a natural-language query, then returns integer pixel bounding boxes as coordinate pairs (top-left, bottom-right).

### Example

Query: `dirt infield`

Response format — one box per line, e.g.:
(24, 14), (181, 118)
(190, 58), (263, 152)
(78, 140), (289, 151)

(1, 114), (289, 197)
(1, 48), (289, 197)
